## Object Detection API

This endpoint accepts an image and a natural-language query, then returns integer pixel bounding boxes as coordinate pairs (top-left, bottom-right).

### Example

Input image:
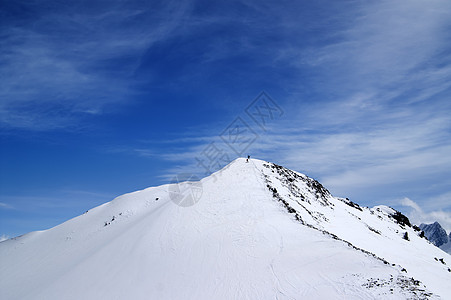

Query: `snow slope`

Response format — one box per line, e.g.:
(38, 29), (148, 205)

(0, 158), (449, 299)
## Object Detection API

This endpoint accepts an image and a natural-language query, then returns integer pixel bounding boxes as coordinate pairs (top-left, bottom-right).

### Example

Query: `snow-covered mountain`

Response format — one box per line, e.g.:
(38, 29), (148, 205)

(420, 222), (449, 247)
(1, 158), (450, 299)
(420, 222), (451, 255)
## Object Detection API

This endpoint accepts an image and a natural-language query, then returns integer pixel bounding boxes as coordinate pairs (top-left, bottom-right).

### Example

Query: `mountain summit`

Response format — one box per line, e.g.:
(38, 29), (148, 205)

(420, 222), (451, 254)
(420, 222), (449, 247)
(1, 158), (450, 299)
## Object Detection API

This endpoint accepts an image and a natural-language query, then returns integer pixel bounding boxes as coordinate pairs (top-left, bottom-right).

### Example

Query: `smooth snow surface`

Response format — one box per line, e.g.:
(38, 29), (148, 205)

(1, 158), (449, 299)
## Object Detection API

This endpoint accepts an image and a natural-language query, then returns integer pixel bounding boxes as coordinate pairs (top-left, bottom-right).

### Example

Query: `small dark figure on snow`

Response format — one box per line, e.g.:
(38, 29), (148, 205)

(246, 155), (250, 163)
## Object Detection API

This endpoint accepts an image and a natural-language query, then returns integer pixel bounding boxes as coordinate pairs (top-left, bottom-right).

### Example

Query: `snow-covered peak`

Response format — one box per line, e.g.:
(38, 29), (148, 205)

(420, 222), (449, 247)
(1, 158), (450, 299)
(419, 221), (451, 255)
(372, 205), (396, 215)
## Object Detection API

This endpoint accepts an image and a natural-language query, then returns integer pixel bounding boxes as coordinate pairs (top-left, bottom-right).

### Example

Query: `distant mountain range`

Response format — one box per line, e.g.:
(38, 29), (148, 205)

(420, 222), (451, 254)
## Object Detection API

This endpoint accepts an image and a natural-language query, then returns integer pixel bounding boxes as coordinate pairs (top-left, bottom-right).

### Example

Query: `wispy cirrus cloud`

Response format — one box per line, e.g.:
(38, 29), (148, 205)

(106, 0), (451, 209)
(142, 96), (450, 190)
(265, 0), (451, 209)
(0, 202), (13, 209)
(0, 0), (192, 130)
(289, 0), (451, 97)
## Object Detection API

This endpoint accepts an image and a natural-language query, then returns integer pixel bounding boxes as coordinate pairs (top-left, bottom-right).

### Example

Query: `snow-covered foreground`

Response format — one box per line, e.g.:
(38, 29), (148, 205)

(0, 158), (449, 299)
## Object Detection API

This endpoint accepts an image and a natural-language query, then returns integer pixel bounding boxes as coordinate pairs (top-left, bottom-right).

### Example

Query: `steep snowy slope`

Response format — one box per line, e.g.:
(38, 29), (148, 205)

(0, 158), (449, 299)
(259, 161), (451, 298)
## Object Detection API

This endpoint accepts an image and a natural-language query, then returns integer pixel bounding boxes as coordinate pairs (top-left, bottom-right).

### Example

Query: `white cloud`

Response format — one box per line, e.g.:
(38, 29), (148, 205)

(293, 0), (451, 95)
(0, 1), (193, 130)
(400, 197), (423, 214)
(262, 1), (451, 203)
(398, 197), (451, 233)
(0, 234), (9, 242)
(0, 202), (13, 209)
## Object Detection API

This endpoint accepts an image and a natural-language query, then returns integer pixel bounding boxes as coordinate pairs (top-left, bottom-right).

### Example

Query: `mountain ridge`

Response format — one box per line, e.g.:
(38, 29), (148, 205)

(1, 158), (449, 299)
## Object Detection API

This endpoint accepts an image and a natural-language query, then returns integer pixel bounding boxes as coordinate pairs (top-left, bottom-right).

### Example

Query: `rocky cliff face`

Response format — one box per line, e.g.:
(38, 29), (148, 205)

(420, 222), (449, 247)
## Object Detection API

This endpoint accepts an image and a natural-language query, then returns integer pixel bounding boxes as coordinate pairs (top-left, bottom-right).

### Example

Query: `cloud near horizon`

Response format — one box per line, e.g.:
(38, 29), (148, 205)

(399, 197), (451, 233)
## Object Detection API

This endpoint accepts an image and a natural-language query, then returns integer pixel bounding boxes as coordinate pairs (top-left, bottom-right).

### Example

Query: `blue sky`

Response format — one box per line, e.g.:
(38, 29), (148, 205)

(1, 0), (451, 239)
